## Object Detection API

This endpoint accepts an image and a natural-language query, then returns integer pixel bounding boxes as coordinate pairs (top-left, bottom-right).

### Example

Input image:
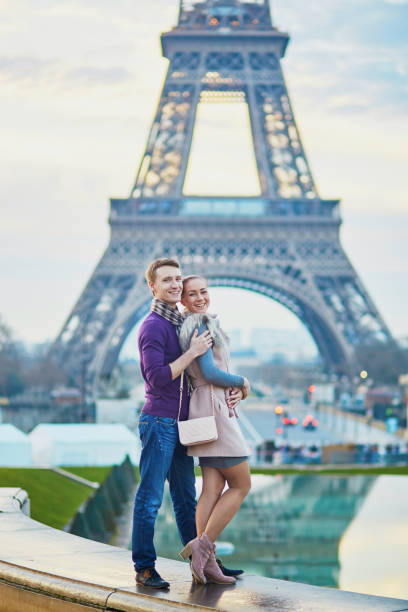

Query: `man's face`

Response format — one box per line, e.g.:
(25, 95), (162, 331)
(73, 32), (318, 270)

(149, 265), (182, 306)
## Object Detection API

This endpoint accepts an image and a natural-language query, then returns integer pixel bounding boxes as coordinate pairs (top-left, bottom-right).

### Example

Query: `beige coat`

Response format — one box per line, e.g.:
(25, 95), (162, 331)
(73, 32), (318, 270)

(179, 314), (250, 458)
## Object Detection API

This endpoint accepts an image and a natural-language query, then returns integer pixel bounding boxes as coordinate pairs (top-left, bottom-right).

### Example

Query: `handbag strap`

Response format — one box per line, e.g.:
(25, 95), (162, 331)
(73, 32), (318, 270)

(177, 371), (216, 422)
(209, 383), (215, 417)
(177, 371), (184, 422)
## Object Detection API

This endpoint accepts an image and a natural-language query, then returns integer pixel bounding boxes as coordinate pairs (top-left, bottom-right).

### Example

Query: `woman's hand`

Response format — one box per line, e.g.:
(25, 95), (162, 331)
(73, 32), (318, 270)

(240, 377), (250, 400)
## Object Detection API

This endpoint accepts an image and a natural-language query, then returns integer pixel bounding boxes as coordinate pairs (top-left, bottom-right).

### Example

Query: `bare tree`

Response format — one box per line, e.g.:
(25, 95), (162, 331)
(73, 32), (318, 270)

(0, 316), (25, 396)
(356, 340), (408, 386)
(25, 355), (68, 389)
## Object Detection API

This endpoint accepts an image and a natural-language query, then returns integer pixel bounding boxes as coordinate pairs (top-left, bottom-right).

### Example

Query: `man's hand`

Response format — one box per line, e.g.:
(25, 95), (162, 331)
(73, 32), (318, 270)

(227, 387), (243, 417)
(227, 377), (250, 417)
(170, 329), (212, 380)
(188, 328), (212, 358)
(227, 387), (243, 407)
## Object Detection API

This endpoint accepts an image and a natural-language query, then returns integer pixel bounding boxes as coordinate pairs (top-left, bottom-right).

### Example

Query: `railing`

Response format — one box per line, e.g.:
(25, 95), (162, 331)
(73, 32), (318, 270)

(110, 196), (340, 220)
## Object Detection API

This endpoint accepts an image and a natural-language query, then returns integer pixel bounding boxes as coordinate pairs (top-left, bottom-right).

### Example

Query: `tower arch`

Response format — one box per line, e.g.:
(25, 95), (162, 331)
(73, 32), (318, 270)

(94, 271), (349, 396)
(49, 1), (392, 397)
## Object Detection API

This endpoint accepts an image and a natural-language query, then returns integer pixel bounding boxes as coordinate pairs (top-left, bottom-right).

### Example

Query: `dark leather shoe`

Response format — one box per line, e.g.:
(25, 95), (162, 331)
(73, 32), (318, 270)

(216, 558), (244, 577)
(135, 567), (170, 589)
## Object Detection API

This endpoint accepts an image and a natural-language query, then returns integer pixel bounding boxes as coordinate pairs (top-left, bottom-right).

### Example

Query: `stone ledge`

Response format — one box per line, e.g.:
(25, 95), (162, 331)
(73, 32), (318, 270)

(1, 488), (408, 612)
(0, 561), (199, 612)
(0, 487), (30, 515)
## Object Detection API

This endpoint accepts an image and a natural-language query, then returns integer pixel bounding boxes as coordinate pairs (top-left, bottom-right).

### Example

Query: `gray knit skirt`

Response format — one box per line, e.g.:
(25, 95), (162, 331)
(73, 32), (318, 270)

(198, 456), (248, 468)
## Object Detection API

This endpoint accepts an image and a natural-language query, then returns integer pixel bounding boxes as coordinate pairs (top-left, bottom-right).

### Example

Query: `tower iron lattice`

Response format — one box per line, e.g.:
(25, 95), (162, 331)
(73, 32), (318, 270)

(50, 0), (391, 395)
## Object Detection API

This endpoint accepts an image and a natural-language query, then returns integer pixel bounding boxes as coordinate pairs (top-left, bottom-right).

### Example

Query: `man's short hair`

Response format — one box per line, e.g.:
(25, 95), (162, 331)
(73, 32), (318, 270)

(145, 258), (180, 285)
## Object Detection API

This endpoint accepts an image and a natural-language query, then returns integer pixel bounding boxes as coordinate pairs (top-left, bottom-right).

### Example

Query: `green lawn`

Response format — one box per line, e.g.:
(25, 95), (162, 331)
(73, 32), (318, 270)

(62, 466), (112, 483)
(0, 468), (94, 530)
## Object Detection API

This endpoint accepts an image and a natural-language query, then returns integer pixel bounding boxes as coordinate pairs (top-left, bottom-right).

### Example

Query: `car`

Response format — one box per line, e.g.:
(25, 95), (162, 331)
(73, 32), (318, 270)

(282, 415), (298, 426)
(302, 415), (319, 430)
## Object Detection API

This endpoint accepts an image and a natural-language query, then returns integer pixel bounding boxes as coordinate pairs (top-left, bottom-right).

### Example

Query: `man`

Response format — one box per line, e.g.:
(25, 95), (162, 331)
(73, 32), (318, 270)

(132, 258), (243, 588)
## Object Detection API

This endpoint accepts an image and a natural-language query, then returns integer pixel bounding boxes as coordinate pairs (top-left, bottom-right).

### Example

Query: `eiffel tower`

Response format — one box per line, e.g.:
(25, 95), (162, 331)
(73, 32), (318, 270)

(51, 0), (391, 395)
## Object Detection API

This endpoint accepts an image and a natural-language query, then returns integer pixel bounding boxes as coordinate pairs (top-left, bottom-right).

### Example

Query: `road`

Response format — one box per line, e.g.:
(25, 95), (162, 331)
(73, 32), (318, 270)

(239, 398), (404, 448)
(240, 399), (339, 447)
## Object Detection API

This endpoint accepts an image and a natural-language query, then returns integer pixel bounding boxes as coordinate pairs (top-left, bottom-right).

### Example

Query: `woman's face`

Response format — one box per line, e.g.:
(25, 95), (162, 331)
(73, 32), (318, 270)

(181, 277), (210, 313)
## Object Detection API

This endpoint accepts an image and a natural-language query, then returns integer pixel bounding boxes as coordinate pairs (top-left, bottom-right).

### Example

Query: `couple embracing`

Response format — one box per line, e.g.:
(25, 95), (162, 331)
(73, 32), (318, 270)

(132, 258), (251, 589)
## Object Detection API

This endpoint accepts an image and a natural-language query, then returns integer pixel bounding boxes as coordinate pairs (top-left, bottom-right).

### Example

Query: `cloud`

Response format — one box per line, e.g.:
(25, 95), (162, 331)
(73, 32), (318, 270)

(275, 0), (408, 117)
(0, 55), (59, 83)
(285, 43), (407, 117)
(0, 54), (131, 91)
(64, 65), (130, 86)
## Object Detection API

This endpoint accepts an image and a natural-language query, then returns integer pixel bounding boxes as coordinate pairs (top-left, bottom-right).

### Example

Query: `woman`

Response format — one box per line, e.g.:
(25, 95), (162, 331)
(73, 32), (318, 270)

(178, 275), (251, 585)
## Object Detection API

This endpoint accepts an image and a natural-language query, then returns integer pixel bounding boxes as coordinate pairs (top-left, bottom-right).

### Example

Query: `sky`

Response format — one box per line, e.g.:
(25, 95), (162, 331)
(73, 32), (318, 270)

(0, 0), (407, 351)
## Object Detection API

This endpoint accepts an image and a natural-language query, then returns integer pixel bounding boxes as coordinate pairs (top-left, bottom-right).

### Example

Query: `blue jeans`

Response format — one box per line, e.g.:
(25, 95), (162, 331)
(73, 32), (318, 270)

(131, 414), (197, 572)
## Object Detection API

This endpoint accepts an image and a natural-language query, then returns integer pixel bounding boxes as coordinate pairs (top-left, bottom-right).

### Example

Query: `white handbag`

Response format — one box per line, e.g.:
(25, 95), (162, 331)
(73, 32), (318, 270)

(177, 372), (218, 446)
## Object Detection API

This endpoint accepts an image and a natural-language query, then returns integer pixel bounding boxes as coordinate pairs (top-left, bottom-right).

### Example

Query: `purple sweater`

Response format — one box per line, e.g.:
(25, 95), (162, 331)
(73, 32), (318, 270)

(138, 311), (189, 420)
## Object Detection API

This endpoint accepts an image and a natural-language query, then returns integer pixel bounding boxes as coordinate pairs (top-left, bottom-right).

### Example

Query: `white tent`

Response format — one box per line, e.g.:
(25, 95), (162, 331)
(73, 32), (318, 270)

(0, 424), (32, 466)
(29, 424), (140, 466)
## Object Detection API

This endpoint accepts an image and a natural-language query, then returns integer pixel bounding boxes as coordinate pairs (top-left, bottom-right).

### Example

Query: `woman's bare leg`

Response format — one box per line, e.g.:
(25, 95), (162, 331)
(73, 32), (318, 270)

(204, 460), (251, 542)
(196, 466), (225, 536)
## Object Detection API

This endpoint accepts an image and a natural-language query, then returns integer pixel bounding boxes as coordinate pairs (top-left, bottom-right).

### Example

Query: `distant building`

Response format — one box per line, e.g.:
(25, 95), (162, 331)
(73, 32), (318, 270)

(96, 389), (143, 424)
(365, 387), (401, 421)
(227, 329), (243, 351)
(230, 347), (259, 370)
(50, 387), (82, 405)
(2, 387), (95, 433)
(250, 328), (318, 363)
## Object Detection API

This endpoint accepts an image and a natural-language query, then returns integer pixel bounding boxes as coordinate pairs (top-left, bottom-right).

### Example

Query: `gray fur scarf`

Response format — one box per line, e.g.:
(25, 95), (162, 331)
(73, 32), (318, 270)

(179, 312), (226, 353)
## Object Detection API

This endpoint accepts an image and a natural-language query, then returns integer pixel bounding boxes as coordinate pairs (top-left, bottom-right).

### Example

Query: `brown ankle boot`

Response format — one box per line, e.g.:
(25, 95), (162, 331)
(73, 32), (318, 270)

(179, 533), (213, 584)
(204, 551), (236, 584)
